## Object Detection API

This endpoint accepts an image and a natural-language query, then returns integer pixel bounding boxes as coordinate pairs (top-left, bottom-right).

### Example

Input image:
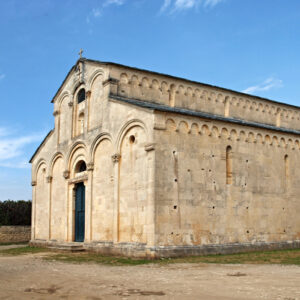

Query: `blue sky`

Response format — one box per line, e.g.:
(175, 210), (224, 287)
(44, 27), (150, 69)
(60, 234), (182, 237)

(0, 0), (300, 200)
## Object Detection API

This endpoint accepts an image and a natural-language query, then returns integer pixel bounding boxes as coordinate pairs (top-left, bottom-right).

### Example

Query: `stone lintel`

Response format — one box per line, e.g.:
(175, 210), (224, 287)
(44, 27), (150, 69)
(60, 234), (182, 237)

(68, 174), (88, 185)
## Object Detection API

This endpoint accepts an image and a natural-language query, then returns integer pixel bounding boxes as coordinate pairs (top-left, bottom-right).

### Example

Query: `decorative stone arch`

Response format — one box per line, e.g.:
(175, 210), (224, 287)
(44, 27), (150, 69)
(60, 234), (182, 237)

(49, 152), (64, 177)
(120, 73), (129, 84)
(90, 132), (113, 162)
(66, 142), (88, 178)
(57, 91), (71, 107)
(178, 121), (189, 133)
(116, 119), (149, 153)
(230, 129), (238, 141)
(166, 118), (176, 132)
(72, 81), (86, 97)
(33, 159), (47, 182)
(224, 96), (230, 117)
(130, 74), (139, 86)
(87, 69), (105, 91)
(201, 124), (210, 136)
(71, 83), (88, 137)
(211, 126), (219, 138)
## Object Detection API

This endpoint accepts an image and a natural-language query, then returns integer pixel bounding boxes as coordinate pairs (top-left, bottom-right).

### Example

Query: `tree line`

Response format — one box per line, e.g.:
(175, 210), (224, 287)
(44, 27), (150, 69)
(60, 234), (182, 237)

(0, 200), (31, 226)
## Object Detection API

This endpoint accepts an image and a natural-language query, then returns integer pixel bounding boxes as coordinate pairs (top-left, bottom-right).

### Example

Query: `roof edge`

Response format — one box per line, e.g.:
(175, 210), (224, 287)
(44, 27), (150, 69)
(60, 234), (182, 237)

(29, 130), (54, 163)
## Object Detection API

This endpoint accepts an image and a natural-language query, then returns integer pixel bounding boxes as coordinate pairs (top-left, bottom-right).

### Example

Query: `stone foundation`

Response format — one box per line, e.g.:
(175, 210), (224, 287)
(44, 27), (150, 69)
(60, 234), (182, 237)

(29, 239), (300, 259)
(0, 226), (31, 244)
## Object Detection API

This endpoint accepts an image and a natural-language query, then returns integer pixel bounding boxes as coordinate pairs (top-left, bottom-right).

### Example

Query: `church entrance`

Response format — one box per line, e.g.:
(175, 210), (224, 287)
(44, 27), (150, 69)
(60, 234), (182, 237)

(75, 182), (85, 242)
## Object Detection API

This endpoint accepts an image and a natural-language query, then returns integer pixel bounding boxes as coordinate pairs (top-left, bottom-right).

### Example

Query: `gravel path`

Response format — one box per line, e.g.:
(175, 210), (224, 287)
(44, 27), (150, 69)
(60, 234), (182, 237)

(0, 253), (299, 299)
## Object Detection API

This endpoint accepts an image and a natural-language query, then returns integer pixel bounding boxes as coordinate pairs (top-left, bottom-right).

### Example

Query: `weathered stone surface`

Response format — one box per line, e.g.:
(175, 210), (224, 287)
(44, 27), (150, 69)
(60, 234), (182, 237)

(0, 226), (31, 243)
(30, 58), (300, 257)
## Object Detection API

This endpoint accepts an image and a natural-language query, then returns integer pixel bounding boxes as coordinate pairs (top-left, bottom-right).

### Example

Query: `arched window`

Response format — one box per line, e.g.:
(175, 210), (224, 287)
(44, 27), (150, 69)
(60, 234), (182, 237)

(77, 88), (86, 104)
(75, 160), (86, 173)
(78, 112), (84, 135)
(226, 146), (233, 185)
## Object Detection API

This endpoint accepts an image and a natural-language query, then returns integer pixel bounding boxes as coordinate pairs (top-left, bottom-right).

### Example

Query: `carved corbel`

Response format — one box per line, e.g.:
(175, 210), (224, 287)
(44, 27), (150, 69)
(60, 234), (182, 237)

(46, 176), (53, 183)
(53, 110), (59, 117)
(103, 77), (119, 87)
(103, 78), (119, 95)
(86, 90), (92, 98)
(111, 153), (121, 163)
(63, 170), (70, 179)
(87, 162), (94, 171)
(31, 181), (37, 186)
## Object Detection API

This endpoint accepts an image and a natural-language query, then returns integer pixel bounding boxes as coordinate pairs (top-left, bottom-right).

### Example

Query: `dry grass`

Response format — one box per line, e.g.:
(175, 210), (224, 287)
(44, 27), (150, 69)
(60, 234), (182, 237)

(45, 248), (300, 266)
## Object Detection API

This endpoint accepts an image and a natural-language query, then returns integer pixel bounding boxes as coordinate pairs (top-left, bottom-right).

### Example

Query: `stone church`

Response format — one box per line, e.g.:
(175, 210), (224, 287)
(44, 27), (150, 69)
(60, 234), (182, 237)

(30, 57), (300, 257)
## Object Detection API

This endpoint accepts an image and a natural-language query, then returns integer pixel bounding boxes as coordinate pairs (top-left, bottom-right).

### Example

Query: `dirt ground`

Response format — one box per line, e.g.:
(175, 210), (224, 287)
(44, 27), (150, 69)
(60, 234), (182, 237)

(0, 252), (299, 300)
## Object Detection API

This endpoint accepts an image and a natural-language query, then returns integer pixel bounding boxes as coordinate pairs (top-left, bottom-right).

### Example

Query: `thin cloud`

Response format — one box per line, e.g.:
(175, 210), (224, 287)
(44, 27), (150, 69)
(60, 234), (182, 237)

(160, 0), (172, 12)
(88, 0), (125, 22)
(242, 77), (283, 94)
(0, 127), (45, 169)
(204, 0), (224, 7)
(92, 8), (101, 18)
(103, 0), (125, 7)
(160, 0), (225, 13)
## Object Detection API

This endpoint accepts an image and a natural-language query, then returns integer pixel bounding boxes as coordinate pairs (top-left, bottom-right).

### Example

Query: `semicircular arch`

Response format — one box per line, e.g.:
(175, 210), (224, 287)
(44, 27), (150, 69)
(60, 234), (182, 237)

(90, 132), (113, 162)
(116, 119), (149, 153)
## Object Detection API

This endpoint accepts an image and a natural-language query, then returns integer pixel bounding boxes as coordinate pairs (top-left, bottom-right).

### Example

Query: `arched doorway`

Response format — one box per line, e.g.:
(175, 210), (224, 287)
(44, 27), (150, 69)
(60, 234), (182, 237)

(75, 182), (85, 242)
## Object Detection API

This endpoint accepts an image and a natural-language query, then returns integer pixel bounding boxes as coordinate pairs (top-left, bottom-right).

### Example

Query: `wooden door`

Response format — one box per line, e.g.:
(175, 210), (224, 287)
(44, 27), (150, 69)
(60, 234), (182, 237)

(75, 182), (85, 242)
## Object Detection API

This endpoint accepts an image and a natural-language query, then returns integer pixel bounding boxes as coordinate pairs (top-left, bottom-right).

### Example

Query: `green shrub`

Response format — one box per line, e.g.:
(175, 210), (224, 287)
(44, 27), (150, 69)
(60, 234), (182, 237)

(0, 200), (31, 226)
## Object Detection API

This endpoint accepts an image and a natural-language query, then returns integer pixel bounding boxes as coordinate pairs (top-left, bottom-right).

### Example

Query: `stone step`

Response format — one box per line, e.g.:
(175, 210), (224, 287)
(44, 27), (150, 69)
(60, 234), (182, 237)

(48, 243), (85, 252)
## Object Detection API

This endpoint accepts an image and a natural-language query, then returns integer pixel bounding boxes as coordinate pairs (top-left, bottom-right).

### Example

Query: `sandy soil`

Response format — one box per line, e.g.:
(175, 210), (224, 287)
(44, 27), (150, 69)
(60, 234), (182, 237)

(0, 253), (299, 300)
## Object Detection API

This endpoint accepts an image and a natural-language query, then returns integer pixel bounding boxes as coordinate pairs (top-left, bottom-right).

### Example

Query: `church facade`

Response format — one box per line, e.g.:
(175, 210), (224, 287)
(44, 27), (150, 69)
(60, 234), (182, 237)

(30, 58), (300, 257)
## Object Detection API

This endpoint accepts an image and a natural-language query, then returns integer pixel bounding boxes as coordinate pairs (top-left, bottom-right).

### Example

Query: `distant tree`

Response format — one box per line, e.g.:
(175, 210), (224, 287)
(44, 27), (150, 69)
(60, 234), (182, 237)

(0, 200), (31, 226)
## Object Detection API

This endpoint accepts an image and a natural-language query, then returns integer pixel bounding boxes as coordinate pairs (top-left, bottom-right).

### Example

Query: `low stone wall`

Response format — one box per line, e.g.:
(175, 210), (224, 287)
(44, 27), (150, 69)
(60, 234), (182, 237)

(0, 226), (31, 244)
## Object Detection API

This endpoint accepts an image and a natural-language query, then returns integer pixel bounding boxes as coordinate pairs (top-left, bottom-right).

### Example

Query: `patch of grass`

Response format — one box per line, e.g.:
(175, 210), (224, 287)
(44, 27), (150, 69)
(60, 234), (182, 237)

(165, 249), (300, 265)
(0, 246), (48, 256)
(44, 252), (154, 266)
(1, 246), (299, 266)
(43, 248), (300, 266)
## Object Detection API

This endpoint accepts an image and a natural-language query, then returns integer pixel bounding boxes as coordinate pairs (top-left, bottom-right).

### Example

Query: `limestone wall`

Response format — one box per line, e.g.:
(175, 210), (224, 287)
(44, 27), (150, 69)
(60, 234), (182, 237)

(92, 138), (114, 241)
(110, 65), (300, 131)
(118, 125), (148, 243)
(154, 112), (300, 247)
(0, 226), (31, 243)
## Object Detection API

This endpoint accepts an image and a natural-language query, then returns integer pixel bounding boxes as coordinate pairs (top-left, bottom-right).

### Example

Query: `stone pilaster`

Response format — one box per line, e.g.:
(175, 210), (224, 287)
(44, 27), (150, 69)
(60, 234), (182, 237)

(47, 175), (52, 240)
(31, 181), (36, 241)
(112, 153), (121, 243)
(145, 144), (156, 249)
(85, 162), (94, 242)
